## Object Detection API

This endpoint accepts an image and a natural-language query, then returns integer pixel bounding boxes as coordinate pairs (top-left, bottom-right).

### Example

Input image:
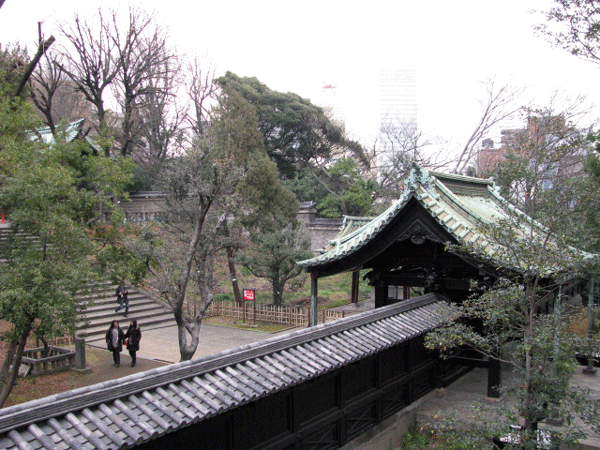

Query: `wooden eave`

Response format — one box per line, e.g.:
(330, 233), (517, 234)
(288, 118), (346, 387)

(304, 197), (459, 278)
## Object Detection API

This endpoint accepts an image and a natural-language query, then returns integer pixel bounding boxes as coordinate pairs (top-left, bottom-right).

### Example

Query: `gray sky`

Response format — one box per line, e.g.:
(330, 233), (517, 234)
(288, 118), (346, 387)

(1, 0), (599, 149)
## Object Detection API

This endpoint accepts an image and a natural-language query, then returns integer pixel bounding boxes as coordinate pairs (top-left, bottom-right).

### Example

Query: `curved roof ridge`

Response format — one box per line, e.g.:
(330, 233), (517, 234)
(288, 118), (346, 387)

(298, 188), (416, 267)
(430, 169), (494, 186)
(299, 163), (459, 269)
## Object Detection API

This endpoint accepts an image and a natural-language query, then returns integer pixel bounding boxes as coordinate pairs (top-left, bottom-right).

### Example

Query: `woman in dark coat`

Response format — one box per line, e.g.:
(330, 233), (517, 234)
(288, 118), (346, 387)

(124, 319), (142, 367)
(105, 320), (125, 367)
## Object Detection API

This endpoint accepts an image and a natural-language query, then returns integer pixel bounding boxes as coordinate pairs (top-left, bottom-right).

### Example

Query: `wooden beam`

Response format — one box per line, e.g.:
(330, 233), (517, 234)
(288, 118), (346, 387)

(351, 270), (359, 304)
(310, 274), (318, 327)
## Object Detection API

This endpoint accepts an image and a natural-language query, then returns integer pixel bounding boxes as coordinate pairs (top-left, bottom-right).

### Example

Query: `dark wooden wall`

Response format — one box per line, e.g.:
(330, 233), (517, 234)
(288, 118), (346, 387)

(138, 335), (468, 450)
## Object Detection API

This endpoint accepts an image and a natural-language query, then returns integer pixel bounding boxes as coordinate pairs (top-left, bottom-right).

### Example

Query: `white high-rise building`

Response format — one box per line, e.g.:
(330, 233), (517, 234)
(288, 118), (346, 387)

(378, 68), (418, 171)
(379, 69), (418, 129)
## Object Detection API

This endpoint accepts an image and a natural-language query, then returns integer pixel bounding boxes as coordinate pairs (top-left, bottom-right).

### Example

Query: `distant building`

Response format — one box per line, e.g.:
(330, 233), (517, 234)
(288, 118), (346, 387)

(378, 68), (418, 131)
(320, 82), (345, 129)
(476, 116), (586, 182)
(377, 69), (418, 173)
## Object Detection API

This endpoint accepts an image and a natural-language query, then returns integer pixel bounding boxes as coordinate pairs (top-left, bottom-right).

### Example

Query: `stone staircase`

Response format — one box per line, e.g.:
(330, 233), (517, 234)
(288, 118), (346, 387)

(76, 282), (175, 342)
(0, 224), (176, 343)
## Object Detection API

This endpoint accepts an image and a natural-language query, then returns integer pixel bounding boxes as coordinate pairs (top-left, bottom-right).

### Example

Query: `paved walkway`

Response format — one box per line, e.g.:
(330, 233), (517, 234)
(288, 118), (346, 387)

(136, 323), (275, 363)
(87, 298), (375, 364)
(86, 322), (275, 364)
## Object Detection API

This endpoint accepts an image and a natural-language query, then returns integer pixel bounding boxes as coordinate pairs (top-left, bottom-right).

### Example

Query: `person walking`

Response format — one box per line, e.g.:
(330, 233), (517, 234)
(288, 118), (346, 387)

(124, 319), (142, 367)
(105, 320), (125, 367)
(115, 284), (129, 317)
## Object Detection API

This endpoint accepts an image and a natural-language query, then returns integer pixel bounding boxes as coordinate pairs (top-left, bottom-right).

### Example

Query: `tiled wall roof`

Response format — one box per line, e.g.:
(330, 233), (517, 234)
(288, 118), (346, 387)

(0, 294), (446, 450)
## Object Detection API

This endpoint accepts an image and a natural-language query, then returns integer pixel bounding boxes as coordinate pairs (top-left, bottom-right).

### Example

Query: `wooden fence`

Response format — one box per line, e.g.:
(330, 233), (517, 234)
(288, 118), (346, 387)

(205, 301), (345, 327)
(138, 283), (347, 327)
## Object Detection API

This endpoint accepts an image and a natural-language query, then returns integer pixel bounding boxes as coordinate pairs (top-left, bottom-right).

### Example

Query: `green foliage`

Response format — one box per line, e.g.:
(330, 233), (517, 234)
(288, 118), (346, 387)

(426, 107), (600, 446)
(237, 217), (312, 306)
(579, 134), (600, 253)
(540, 0), (600, 65)
(281, 170), (329, 204)
(120, 85), (289, 360)
(398, 423), (487, 450)
(217, 72), (366, 180)
(0, 74), (132, 404)
(0, 44), (28, 97)
(399, 424), (434, 450)
(316, 157), (377, 218)
(427, 280), (600, 445)
(213, 293), (233, 302)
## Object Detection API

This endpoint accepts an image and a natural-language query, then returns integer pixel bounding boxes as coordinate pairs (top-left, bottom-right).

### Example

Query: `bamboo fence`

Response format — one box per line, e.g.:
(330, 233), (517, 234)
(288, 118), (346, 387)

(205, 301), (344, 327)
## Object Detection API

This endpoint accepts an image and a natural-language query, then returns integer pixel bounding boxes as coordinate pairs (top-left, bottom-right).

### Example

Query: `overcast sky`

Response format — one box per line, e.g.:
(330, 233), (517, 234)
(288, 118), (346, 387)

(1, 0), (599, 149)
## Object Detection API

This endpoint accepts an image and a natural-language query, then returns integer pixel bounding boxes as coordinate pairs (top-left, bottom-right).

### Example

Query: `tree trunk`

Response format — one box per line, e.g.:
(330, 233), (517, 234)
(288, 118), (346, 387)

(521, 285), (539, 440)
(272, 277), (284, 307)
(227, 246), (243, 306)
(0, 341), (17, 389)
(14, 36), (55, 98)
(0, 324), (32, 407)
(175, 315), (201, 362)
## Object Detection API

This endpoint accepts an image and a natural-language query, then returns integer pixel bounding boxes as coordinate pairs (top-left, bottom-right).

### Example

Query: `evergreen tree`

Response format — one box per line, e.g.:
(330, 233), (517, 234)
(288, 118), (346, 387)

(0, 81), (131, 406)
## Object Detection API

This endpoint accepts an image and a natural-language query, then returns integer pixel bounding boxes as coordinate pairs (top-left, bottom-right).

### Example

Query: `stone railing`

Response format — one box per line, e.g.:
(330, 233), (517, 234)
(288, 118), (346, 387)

(119, 194), (343, 251)
(21, 346), (76, 376)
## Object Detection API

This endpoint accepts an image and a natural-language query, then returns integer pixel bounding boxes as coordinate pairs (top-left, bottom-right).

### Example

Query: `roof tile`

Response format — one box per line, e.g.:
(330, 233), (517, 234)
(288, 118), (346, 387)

(0, 295), (445, 450)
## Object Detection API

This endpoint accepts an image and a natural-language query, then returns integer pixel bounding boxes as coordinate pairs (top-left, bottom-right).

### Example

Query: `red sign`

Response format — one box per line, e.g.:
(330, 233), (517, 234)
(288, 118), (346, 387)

(243, 289), (255, 301)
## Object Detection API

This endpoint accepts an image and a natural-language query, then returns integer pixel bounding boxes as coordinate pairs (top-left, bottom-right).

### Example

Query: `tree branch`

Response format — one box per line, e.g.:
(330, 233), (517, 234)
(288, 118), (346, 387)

(14, 36), (55, 98)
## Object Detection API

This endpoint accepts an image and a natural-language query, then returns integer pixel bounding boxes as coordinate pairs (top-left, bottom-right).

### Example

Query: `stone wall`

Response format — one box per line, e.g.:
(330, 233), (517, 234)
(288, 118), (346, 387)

(119, 195), (343, 253)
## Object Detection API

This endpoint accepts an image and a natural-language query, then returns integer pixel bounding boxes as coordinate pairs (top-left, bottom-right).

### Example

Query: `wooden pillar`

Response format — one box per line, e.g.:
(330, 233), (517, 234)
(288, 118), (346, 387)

(310, 273), (318, 327)
(351, 270), (360, 304)
(583, 278), (597, 375)
(374, 279), (387, 308)
(487, 355), (502, 398)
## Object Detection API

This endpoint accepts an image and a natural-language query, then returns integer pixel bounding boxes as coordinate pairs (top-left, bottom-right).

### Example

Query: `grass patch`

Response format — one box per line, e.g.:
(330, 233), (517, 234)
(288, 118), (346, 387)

(203, 316), (293, 333)
(211, 266), (372, 308)
(398, 425), (487, 450)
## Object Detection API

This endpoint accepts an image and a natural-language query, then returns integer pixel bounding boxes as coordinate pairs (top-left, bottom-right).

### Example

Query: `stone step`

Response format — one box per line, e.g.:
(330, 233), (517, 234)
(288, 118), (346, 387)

(79, 311), (176, 340)
(77, 301), (170, 324)
(75, 283), (175, 341)
(77, 293), (151, 312)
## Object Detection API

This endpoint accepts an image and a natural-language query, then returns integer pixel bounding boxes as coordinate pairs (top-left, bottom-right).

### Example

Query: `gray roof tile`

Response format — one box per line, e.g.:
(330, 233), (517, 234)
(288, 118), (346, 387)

(0, 294), (446, 450)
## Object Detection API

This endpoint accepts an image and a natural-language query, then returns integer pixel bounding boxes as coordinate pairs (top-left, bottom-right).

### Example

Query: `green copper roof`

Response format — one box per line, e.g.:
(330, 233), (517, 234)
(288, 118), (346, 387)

(298, 163), (589, 274)
(33, 119), (85, 144)
(31, 119), (103, 155)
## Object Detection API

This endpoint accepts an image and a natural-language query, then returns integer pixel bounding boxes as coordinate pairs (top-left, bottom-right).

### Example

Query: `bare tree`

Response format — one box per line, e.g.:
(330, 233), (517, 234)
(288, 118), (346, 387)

(54, 6), (181, 168)
(13, 22), (55, 99)
(373, 120), (435, 202)
(126, 88), (268, 361)
(185, 56), (218, 138)
(493, 93), (594, 224)
(129, 54), (187, 186)
(30, 52), (92, 134)
(109, 7), (178, 158)
(30, 52), (64, 133)
(452, 78), (525, 175)
(57, 10), (119, 155)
